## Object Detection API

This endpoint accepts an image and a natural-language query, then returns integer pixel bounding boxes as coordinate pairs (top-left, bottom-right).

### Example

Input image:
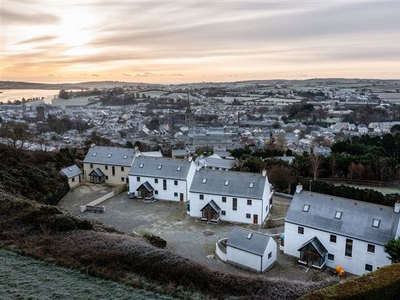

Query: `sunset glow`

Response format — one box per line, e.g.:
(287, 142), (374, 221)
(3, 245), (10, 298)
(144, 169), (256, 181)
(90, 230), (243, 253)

(2, 0), (400, 83)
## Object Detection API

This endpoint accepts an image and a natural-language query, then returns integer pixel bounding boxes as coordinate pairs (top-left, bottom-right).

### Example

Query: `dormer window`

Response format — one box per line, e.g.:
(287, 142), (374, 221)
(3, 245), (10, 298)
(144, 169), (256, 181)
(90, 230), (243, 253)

(92, 152), (97, 157)
(157, 165), (162, 170)
(335, 211), (342, 219)
(372, 219), (380, 228)
(224, 180), (229, 186)
(302, 204), (310, 212)
(249, 182), (254, 188)
(139, 163), (144, 168)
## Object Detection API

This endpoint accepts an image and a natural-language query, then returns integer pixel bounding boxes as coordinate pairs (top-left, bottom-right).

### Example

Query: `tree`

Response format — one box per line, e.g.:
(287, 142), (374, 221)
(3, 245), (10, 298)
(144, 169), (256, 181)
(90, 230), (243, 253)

(0, 122), (32, 150)
(310, 153), (322, 180)
(384, 237), (400, 263)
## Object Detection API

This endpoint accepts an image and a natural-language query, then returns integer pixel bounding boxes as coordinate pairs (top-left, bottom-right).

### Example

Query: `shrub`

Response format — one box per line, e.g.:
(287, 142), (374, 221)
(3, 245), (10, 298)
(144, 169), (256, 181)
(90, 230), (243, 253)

(143, 233), (167, 249)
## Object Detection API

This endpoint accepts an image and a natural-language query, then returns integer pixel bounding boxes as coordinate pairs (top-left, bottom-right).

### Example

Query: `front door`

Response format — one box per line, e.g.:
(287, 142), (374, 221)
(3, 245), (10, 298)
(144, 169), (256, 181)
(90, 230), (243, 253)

(180, 193), (184, 202)
(253, 214), (258, 224)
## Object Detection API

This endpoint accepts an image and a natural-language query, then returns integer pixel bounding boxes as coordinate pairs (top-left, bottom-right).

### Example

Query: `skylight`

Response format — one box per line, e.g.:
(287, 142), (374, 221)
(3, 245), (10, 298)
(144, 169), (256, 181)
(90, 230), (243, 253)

(372, 219), (380, 228)
(92, 152), (97, 157)
(225, 180), (229, 186)
(247, 233), (253, 240)
(68, 167), (73, 171)
(107, 153), (112, 158)
(249, 182), (254, 188)
(202, 178), (207, 184)
(302, 204), (310, 212)
(139, 163), (144, 168)
(177, 166), (181, 171)
(157, 165), (162, 170)
(335, 211), (342, 219)
(123, 155), (128, 159)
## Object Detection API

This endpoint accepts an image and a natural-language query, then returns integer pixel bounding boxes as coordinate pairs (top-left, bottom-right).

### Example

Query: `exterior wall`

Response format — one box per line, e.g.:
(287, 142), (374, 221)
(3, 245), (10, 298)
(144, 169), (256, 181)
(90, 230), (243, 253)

(262, 239), (277, 271)
(261, 179), (272, 223)
(189, 192), (264, 224)
(284, 222), (392, 275)
(129, 175), (188, 202)
(227, 247), (262, 272)
(84, 163), (130, 186)
(68, 174), (81, 188)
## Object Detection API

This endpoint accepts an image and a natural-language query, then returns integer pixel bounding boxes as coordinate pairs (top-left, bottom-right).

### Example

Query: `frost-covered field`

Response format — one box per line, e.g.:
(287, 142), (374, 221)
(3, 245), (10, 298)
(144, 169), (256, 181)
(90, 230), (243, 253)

(0, 249), (175, 300)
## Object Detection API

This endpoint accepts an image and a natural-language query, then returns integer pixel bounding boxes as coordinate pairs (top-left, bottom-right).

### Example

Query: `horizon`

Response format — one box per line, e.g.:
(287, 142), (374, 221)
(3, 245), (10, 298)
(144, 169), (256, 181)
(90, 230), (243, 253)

(2, 1), (400, 84)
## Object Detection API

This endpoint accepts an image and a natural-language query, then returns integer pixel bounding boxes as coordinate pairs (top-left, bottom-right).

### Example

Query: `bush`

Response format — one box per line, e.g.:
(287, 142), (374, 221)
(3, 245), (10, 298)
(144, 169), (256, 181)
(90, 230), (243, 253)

(143, 233), (167, 249)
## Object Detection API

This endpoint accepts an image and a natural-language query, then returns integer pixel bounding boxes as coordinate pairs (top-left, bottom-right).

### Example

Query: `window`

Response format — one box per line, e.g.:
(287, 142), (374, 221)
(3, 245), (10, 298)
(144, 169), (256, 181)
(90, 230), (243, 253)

(365, 264), (373, 272)
(345, 239), (353, 257)
(154, 178), (158, 183)
(71, 177), (75, 182)
(105, 165), (108, 170)
(330, 235), (337, 243)
(199, 194), (204, 200)
(163, 179), (167, 190)
(249, 182), (254, 188)
(106, 176), (108, 180)
(157, 165), (162, 170)
(268, 252), (272, 260)
(232, 198), (237, 211)
(139, 163), (144, 168)
(121, 177), (125, 182)
(298, 226), (304, 234)
(123, 155), (128, 159)
(90, 164), (93, 169)
(335, 211), (342, 219)
(137, 176), (140, 182)
(247, 199), (252, 205)
(246, 213), (251, 218)
(221, 210), (226, 215)
(176, 166), (181, 171)
(302, 204), (310, 212)
(174, 192), (178, 197)
(222, 196), (226, 203)
(202, 178), (207, 184)
(328, 253), (335, 261)
(121, 166), (124, 172)
(155, 190), (158, 195)
(92, 152), (97, 157)
(112, 166), (115, 176)
(367, 244), (375, 253)
(174, 180), (178, 186)
(107, 153), (112, 158)
(372, 219), (380, 228)
(225, 180), (229, 186)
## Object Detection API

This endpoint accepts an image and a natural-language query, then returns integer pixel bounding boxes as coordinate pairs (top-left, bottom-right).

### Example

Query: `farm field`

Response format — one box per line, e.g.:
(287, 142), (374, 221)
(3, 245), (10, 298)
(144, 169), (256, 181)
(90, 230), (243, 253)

(0, 249), (176, 300)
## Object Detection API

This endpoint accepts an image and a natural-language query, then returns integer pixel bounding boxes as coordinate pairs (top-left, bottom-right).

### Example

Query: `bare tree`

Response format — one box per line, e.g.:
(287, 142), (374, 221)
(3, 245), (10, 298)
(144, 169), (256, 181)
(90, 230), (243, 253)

(309, 152), (322, 180)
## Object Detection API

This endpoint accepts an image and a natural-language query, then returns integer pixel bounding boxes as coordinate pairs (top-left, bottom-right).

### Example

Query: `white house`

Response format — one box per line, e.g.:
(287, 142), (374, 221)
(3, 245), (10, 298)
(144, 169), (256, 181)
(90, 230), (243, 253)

(189, 169), (272, 225)
(284, 186), (400, 275)
(128, 156), (196, 202)
(83, 146), (136, 185)
(225, 227), (277, 273)
(60, 164), (83, 188)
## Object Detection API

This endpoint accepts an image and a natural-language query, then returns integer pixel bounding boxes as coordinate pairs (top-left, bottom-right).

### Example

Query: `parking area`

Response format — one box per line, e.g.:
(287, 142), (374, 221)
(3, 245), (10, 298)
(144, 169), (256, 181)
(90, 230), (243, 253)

(58, 184), (320, 280)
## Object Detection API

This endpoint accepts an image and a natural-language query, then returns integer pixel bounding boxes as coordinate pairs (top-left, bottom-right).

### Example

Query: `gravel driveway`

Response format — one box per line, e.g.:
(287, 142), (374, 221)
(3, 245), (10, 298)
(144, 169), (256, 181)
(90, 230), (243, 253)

(58, 184), (326, 280)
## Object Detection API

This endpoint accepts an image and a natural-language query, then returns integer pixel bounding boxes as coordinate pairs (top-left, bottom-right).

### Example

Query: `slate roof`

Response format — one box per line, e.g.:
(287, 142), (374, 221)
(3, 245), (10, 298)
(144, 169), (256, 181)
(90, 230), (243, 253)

(83, 146), (136, 167)
(227, 226), (271, 256)
(60, 164), (82, 178)
(298, 236), (328, 256)
(201, 200), (221, 212)
(129, 156), (192, 180)
(190, 169), (268, 200)
(285, 191), (400, 245)
(196, 156), (235, 170)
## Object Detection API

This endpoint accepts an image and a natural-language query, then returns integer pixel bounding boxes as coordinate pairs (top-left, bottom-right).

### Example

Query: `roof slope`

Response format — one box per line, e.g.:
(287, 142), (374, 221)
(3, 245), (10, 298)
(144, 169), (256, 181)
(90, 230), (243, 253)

(129, 156), (193, 180)
(227, 226), (271, 256)
(83, 146), (136, 167)
(285, 191), (400, 245)
(60, 164), (82, 178)
(190, 169), (268, 199)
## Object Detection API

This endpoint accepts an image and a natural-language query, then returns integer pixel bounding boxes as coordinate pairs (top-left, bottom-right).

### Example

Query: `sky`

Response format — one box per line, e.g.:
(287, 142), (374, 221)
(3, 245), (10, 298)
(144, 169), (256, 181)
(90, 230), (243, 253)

(1, 0), (400, 84)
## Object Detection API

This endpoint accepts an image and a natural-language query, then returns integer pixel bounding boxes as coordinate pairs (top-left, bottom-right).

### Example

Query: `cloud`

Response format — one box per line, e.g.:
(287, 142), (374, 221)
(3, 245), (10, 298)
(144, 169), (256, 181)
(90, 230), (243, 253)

(2, 6), (59, 24)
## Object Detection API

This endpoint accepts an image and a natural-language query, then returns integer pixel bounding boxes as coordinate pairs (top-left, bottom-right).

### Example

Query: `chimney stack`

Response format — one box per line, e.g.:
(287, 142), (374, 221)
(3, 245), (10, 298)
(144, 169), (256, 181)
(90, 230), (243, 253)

(296, 183), (303, 193)
(395, 201), (400, 213)
(262, 169), (267, 177)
